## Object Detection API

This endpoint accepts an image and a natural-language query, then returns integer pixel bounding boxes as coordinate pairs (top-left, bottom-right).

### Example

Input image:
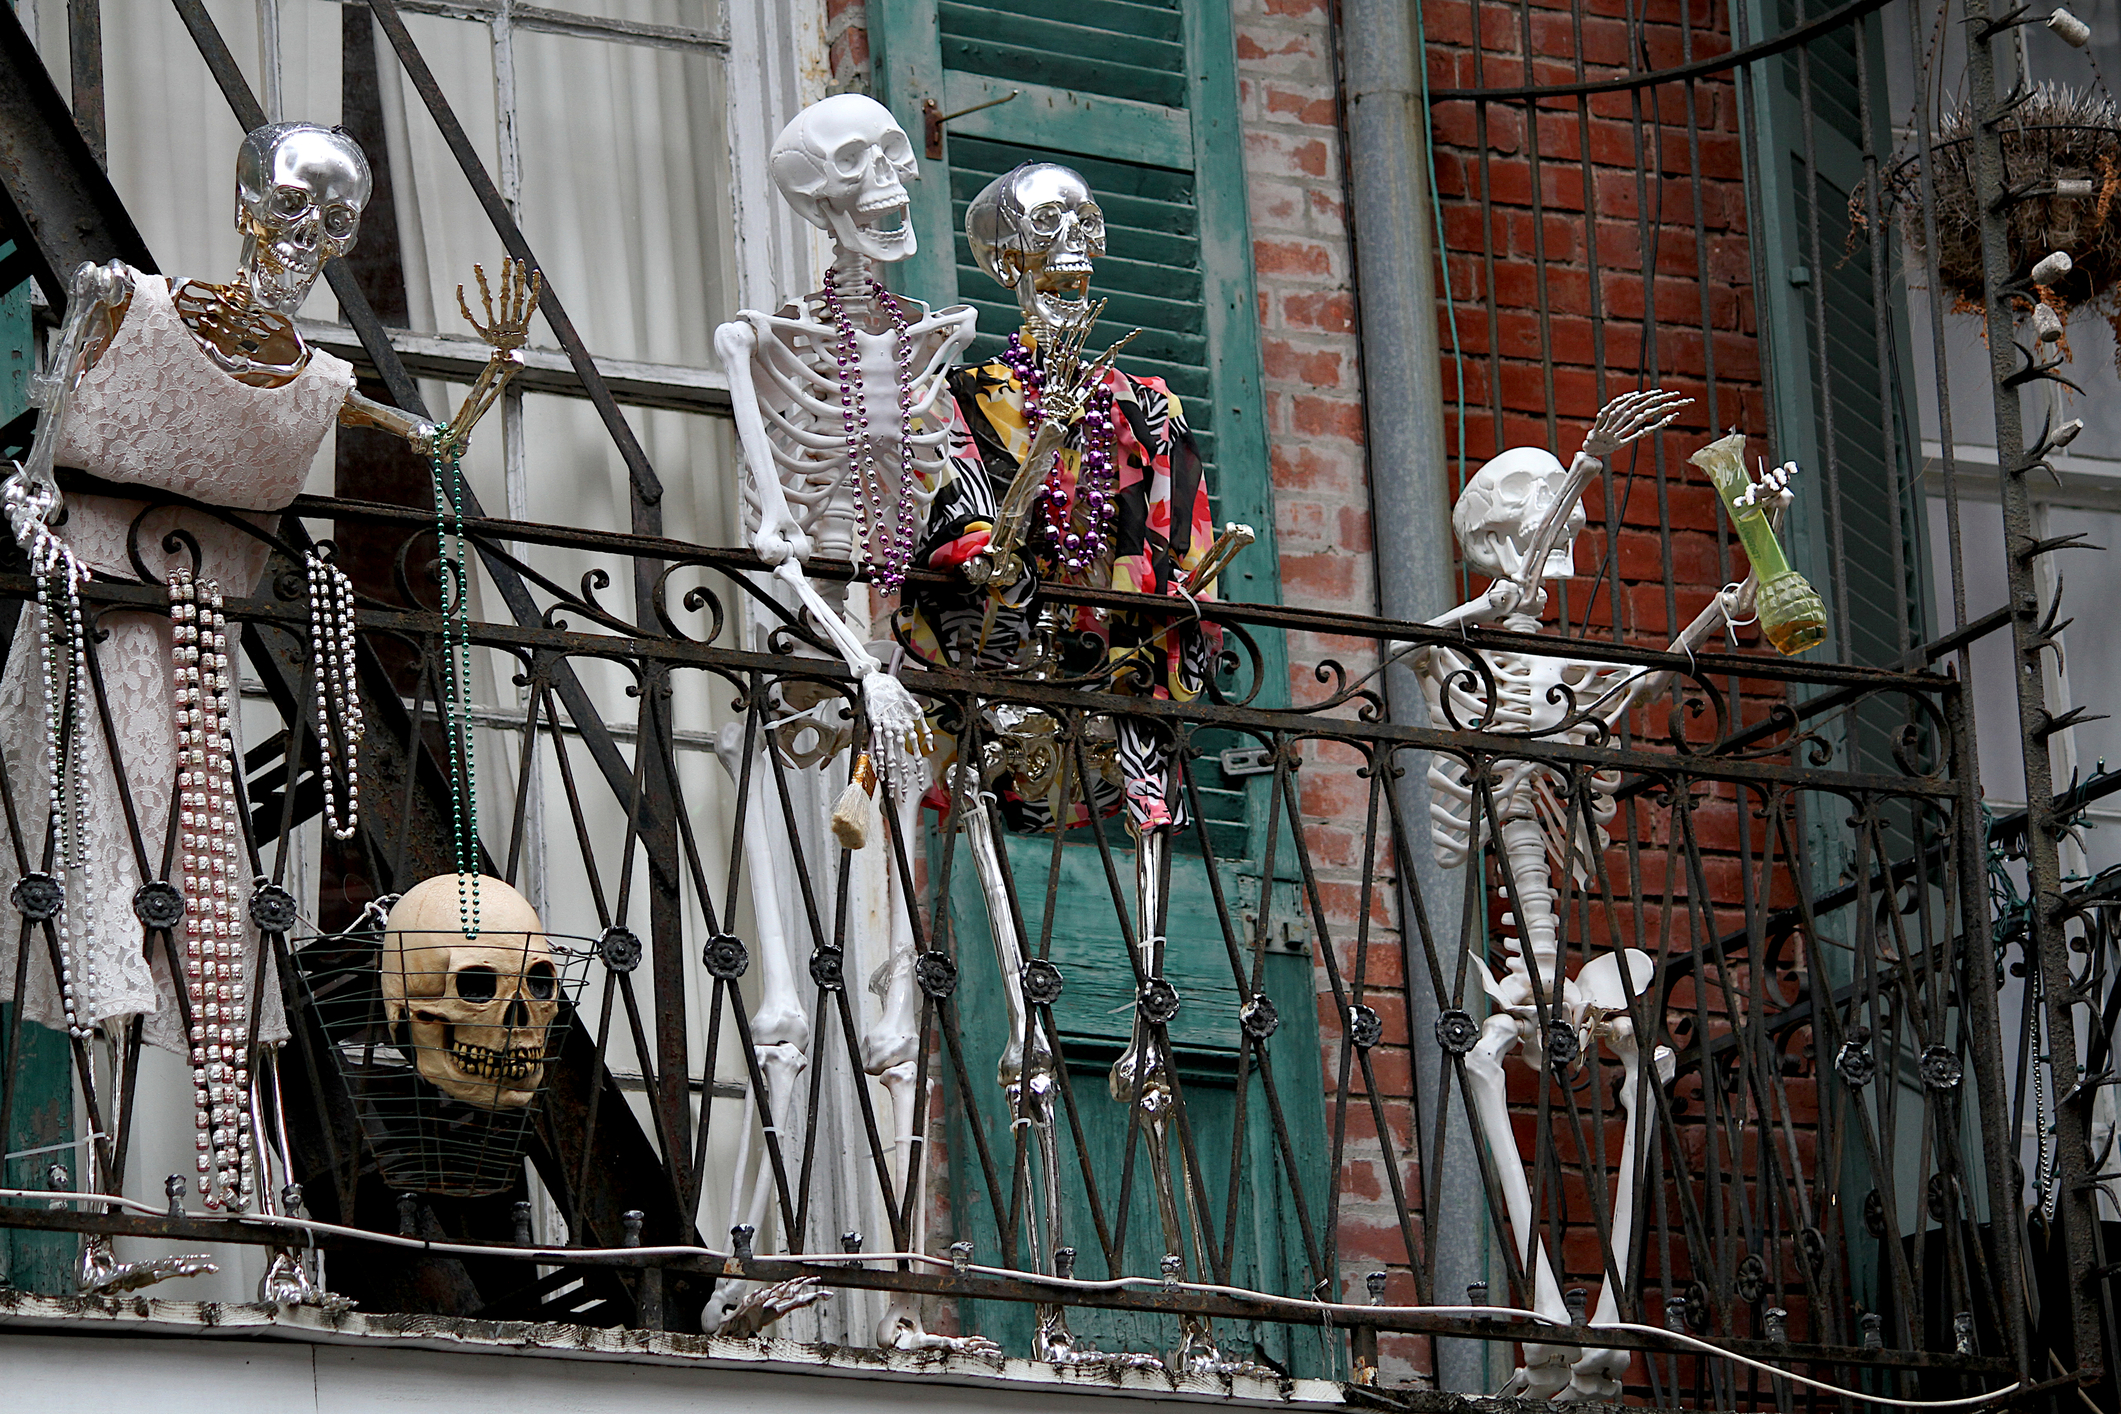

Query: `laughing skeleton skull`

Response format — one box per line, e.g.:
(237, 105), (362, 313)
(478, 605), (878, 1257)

(381, 875), (558, 1109)
(965, 162), (1106, 336)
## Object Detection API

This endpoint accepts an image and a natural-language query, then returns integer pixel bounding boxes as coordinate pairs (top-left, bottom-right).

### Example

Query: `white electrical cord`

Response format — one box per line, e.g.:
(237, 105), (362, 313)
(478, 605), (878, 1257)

(0, 1187), (2024, 1408)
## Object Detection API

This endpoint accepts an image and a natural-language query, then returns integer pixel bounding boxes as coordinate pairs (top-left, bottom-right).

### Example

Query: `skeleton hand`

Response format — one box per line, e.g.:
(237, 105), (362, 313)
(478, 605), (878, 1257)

(1038, 311), (1137, 423)
(432, 259), (541, 460)
(457, 258), (541, 354)
(1581, 388), (1691, 460)
(1735, 458), (1797, 520)
(863, 670), (931, 804)
(707, 1275), (832, 1337)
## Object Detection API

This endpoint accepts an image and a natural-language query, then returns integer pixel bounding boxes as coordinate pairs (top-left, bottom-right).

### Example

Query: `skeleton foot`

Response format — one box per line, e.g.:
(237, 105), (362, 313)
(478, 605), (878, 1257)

(877, 1299), (1005, 1359)
(76, 1235), (217, 1295)
(257, 1247), (355, 1312)
(1562, 1346), (1630, 1402)
(1499, 1343), (1573, 1401)
(704, 1275), (831, 1337)
(1175, 1318), (1281, 1382)
(1033, 1305), (1168, 1373)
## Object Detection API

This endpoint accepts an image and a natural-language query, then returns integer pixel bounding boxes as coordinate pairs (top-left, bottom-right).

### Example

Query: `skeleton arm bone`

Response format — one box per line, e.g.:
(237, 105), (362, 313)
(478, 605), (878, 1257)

(12, 261), (135, 518)
(717, 317), (815, 565)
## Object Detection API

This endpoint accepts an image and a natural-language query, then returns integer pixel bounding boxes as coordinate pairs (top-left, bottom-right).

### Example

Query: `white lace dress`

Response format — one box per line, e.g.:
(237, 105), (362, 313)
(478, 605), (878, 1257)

(0, 270), (353, 1051)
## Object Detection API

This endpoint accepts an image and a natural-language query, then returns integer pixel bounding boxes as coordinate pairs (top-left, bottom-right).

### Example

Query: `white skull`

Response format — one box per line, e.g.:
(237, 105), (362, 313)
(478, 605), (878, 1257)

(380, 875), (558, 1110)
(965, 162), (1106, 334)
(769, 95), (918, 263)
(1453, 447), (1586, 583)
(234, 122), (371, 315)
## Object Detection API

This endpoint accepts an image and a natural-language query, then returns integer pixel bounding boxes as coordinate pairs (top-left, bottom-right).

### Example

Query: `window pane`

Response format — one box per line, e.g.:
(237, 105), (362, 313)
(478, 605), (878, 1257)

(386, 16), (738, 367)
(517, 0), (713, 28)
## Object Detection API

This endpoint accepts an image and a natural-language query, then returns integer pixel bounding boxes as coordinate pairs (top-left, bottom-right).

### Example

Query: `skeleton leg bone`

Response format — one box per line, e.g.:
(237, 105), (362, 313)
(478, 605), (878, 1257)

(1462, 1011), (1575, 1398)
(1562, 953), (1673, 1402)
(954, 788), (1151, 1368)
(866, 782), (1000, 1358)
(704, 721), (823, 1335)
(1473, 810), (1580, 1398)
(1108, 828), (1269, 1381)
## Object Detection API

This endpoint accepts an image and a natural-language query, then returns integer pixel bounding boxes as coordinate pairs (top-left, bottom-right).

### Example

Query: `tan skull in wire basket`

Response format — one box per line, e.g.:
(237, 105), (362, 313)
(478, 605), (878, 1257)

(380, 875), (557, 1109)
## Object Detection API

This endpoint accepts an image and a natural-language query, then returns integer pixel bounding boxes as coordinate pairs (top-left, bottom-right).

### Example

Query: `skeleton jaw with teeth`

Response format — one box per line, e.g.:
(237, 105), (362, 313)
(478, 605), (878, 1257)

(768, 94), (919, 264)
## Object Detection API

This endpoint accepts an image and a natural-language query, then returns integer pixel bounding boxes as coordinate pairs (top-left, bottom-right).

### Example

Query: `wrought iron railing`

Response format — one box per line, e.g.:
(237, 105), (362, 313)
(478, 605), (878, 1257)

(0, 480), (2028, 1408)
(0, 0), (2105, 1405)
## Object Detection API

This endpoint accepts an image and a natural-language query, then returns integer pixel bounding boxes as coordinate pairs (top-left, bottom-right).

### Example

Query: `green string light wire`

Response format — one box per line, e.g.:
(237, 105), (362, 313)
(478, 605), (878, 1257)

(431, 427), (481, 939)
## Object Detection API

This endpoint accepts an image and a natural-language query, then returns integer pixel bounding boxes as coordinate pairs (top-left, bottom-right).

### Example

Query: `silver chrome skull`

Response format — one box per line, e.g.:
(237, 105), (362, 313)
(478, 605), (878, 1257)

(1453, 447), (1586, 583)
(380, 875), (559, 1110)
(769, 95), (918, 263)
(965, 163), (1106, 335)
(233, 122), (371, 315)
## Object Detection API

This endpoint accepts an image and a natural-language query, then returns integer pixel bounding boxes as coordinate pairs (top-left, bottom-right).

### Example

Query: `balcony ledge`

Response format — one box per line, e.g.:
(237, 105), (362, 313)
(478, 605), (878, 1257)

(0, 1289), (1380, 1411)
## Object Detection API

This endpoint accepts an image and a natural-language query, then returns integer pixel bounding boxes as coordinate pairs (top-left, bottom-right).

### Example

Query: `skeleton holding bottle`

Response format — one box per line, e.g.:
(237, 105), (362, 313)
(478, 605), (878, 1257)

(1401, 390), (1822, 1400)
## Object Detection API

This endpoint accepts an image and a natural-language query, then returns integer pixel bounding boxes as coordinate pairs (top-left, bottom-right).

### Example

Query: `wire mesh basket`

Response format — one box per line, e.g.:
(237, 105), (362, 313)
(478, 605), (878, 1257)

(291, 916), (596, 1197)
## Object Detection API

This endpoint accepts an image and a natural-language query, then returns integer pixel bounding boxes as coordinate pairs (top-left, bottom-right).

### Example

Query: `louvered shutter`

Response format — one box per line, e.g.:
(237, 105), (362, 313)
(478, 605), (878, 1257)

(1743, 2), (1931, 672)
(869, 0), (1325, 1366)
(873, 0), (1285, 855)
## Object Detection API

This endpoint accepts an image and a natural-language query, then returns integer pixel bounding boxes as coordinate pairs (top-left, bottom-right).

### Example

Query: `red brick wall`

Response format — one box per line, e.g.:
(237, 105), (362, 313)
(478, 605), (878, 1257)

(1423, 0), (1810, 1390)
(1228, 0), (1425, 1385)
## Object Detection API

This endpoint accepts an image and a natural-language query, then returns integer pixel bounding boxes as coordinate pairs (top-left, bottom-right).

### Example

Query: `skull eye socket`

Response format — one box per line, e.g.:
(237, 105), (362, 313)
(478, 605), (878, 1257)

(832, 137), (874, 177)
(454, 964), (500, 1002)
(1025, 203), (1066, 238)
(1077, 204), (1106, 242)
(878, 129), (914, 167)
(269, 186), (311, 221)
(321, 204), (357, 241)
(525, 960), (557, 1001)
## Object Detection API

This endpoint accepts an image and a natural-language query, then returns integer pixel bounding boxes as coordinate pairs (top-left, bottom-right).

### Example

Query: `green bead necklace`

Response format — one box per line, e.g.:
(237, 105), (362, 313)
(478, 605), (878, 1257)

(431, 429), (481, 938)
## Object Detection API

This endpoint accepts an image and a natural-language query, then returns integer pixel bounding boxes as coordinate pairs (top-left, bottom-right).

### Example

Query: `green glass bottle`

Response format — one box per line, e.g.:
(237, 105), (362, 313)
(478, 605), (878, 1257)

(1687, 433), (1827, 656)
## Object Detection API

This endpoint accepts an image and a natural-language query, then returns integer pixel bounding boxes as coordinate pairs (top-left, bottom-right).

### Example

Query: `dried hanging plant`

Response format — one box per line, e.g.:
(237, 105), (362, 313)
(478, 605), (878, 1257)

(1877, 82), (2121, 313)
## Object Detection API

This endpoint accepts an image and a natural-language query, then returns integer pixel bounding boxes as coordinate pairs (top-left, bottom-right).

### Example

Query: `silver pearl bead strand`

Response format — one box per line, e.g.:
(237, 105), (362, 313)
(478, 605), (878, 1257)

(31, 526), (96, 1038)
(172, 570), (252, 1211)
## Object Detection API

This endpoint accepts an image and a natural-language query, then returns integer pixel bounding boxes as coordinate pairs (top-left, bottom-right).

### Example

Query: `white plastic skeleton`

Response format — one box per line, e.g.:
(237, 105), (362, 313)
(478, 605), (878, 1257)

(707, 94), (984, 1351)
(1403, 391), (1797, 1400)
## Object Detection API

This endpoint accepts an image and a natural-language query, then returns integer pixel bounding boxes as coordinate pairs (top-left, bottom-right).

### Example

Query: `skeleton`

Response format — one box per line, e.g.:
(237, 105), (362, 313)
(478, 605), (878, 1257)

(381, 875), (559, 1109)
(707, 95), (986, 1351)
(0, 123), (529, 1291)
(935, 165), (1255, 1377)
(1403, 392), (1798, 1400)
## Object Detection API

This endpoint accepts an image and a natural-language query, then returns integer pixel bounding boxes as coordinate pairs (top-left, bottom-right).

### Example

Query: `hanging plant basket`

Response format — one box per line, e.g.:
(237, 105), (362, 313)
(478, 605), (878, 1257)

(1880, 83), (2121, 312)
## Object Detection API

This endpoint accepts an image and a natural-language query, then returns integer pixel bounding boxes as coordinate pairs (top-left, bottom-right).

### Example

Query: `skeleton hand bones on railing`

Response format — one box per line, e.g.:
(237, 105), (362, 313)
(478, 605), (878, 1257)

(965, 310), (1140, 592)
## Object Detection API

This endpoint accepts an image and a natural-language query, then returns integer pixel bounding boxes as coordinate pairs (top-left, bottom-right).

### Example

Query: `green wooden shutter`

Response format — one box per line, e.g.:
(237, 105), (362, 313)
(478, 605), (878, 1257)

(1739, 8), (1935, 1308)
(0, 239), (71, 1294)
(872, 0), (1289, 853)
(1743, 3), (1932, 672)
(870, 0), (1325, 1367)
